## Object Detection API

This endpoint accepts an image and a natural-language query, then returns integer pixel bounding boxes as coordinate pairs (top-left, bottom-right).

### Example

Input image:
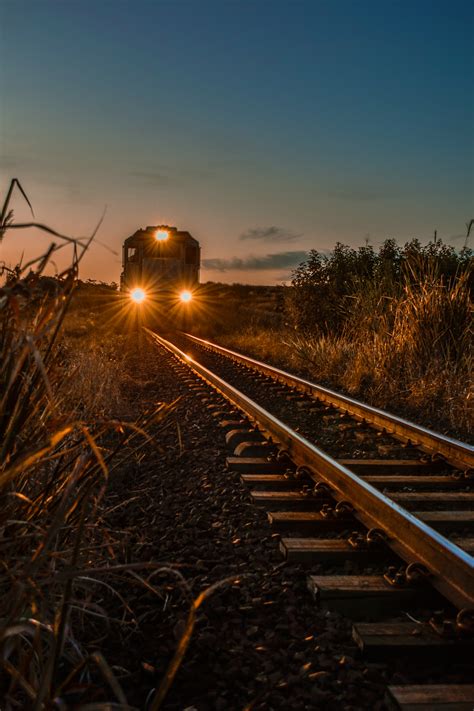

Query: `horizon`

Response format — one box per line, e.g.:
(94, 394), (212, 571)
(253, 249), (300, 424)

(2, 208), (468, 289)
(1, 0), (472, 286)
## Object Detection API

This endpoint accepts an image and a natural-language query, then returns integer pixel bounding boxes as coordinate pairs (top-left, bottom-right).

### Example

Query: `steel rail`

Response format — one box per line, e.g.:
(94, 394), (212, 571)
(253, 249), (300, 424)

(147, 329), (473, 610)
(183, 333), (474, 470)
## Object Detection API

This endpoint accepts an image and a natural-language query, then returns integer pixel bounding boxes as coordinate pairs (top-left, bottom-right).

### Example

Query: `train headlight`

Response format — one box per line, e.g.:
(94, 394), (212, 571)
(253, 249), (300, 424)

(155, 229), (169, 241)
(130, 287), (146, 304)
(179, 290), (192, 303)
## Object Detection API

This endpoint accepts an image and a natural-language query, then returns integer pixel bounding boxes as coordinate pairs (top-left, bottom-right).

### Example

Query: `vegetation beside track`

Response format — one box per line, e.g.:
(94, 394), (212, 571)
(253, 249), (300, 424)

(0, 183), (183, 707)
(0, 266), (389, 710)
(2, 174), (470, 705)
(197, 237), (473, 440)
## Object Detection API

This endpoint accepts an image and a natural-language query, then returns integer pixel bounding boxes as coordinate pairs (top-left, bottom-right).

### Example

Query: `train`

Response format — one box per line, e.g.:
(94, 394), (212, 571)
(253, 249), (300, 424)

(120, 224), (200, 326)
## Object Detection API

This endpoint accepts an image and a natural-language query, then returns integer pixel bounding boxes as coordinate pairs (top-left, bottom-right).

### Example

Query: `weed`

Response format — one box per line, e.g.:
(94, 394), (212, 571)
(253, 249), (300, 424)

(214, 236), (473, 438)
(0, 180), (179, 708)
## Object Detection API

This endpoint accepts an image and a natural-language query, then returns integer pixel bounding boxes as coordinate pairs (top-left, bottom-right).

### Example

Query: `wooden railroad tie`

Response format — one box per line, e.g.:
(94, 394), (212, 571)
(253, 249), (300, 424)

(385, 684), (474, 710)
(352, 622), (474, 660)
(307, 574), (434, 619)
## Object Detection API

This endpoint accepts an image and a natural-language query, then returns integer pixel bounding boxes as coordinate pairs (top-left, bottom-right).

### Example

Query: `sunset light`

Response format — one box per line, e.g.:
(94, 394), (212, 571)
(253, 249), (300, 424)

(130, 287), (146, 303)
(1, 1), (472, 706)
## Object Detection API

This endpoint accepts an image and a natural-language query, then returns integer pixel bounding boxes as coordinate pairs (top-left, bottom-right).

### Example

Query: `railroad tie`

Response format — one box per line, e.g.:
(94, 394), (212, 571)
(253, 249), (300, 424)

(307, 574), (433, 620)
(352, 621), (474, 661)
(385, 684), (474, 710)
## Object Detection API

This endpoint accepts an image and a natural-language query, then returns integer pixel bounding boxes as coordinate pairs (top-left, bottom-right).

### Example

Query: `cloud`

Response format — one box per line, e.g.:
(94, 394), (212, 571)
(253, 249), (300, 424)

(239, 226), (302, 242)
(202, 250), (308, 272)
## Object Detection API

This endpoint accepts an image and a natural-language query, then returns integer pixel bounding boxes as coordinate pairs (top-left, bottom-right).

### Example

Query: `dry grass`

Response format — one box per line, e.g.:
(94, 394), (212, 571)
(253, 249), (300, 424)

(1, 179), (470, 706)
(0, 180), (246, 709)
(0, 256), (124, 706)
(217, 270), (473, 440)
(0, 181), (188, 708)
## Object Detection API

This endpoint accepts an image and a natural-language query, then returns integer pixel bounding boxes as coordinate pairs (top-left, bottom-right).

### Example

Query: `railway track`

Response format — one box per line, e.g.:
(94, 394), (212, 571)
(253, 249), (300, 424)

(146, 328), (474, 710)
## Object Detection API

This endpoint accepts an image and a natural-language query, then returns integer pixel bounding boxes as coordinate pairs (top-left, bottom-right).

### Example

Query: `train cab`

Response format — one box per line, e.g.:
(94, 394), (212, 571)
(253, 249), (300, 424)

(120, 225), (200, 326)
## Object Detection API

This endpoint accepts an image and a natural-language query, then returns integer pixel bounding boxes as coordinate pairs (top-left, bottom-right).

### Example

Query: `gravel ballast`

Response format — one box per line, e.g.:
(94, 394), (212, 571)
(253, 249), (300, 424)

(100, 333), (466, 709)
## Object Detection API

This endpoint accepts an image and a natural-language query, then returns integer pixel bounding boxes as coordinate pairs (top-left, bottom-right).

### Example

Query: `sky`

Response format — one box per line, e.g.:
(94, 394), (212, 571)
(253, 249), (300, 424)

(0, 0), (472, 285)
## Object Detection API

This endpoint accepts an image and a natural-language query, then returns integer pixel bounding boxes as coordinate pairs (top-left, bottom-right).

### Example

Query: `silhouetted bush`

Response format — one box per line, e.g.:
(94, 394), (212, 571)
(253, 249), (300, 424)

(286, 238), (472, 335)
(217, 236), (473, 437)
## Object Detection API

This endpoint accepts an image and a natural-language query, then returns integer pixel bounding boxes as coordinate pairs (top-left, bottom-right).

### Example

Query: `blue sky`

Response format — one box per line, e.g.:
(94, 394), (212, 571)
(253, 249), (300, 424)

(1, 0), (472, 284)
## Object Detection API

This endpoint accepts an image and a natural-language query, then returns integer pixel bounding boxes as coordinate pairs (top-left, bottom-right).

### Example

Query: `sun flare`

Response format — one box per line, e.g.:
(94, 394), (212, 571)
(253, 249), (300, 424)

(130, 288), (146, 303)
(179, 290), (192, 303)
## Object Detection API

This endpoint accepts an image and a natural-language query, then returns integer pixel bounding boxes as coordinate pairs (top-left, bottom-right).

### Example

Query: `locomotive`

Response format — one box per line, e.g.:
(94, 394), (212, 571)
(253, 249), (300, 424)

(120, 224), (200, 326)
(121, 224), (200, 298)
